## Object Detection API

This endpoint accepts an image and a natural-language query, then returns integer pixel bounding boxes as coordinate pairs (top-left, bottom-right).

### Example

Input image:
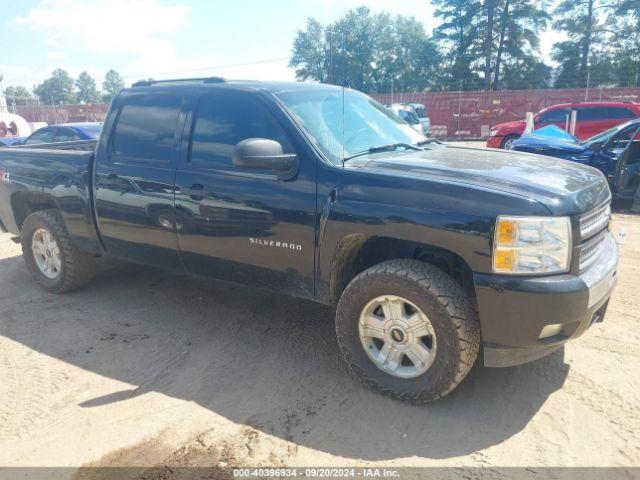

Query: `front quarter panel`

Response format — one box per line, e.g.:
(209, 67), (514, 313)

(316, 162), (549, 303)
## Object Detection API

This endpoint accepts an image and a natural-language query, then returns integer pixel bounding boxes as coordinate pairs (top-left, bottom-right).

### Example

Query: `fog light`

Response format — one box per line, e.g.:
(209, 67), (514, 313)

(539, 323), (563, 339)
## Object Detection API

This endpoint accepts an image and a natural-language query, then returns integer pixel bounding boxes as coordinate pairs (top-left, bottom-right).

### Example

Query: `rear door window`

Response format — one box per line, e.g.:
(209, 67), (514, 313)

(54, 128), (80, 142)
(576, 106), (610, 121)
(112, 94), (183, 162)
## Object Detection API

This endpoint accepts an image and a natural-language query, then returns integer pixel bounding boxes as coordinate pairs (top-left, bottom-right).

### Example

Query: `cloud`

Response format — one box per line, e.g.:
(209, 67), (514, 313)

(13, 0), (296, 86)
(16, 0), (191, 56)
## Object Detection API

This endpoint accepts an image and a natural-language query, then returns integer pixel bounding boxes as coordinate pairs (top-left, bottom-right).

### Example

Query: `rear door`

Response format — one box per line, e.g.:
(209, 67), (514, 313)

(575, 106), (613, 139)
(93, 92), (189, 271)
(174, 90), (317, 297)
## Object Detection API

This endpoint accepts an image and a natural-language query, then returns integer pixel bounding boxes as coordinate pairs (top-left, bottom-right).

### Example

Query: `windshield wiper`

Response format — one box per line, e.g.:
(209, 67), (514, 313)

(344, 143), (422, 161)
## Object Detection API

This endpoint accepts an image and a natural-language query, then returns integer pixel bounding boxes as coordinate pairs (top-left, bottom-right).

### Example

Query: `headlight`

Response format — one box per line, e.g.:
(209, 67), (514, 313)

(489, 129), (498, 137)
(493, 216), (572, 274)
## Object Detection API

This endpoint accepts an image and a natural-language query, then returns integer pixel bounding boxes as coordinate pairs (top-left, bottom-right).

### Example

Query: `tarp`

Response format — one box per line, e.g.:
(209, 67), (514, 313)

(523, 125), (578, 142)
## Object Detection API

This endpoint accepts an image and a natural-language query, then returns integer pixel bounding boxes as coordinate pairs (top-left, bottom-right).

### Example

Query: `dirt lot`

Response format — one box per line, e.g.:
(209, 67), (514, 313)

(1, 212), (639, 477)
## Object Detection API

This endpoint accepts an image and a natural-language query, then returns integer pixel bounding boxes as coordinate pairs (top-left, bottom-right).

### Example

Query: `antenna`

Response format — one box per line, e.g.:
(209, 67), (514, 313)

(341, 84), (345, 167)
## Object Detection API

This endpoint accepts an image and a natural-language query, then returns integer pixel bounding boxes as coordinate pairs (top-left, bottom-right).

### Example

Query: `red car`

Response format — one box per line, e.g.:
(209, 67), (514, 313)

(487, 101), (640, 149)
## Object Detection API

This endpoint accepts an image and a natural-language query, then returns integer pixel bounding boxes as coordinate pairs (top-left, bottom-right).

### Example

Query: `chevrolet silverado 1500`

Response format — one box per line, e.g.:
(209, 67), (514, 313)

(0, 78), (618, 402)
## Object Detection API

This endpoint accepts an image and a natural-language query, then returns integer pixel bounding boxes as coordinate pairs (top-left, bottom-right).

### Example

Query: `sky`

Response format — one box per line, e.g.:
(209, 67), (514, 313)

(0, 0), (563, 91)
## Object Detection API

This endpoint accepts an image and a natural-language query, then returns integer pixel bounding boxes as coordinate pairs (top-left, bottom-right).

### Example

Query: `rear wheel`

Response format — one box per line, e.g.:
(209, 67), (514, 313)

(501, 134), (520, 150)
(336, 259), (480, 403)
(21, 209), (95, 293)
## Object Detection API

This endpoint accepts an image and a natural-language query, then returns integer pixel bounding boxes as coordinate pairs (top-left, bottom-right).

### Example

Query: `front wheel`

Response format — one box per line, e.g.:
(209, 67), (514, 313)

(501, 134), (520, 150)
(336, 259), (480, 403)
(21, 209), (95, 293)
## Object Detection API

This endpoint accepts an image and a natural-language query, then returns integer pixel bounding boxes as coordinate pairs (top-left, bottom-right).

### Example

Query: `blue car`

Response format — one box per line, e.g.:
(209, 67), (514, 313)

(20, 122), (102, 146)
(513, 120), (640, 200)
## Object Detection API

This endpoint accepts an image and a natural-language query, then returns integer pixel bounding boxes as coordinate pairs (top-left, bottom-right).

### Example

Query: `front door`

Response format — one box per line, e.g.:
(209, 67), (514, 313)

(535, 107), (571, 132)
(93, 92), (188, 271)
(591, 124), (640, 181)
(174, 91), (317, 297)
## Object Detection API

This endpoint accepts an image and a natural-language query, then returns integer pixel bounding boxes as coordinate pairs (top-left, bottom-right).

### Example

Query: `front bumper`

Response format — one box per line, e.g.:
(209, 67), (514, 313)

(475, 232), (618, 367)
(486, 135), (503, 149)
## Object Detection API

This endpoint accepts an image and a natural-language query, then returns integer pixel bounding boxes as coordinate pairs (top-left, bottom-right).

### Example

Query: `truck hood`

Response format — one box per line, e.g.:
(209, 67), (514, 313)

(346, 145), (610, 216)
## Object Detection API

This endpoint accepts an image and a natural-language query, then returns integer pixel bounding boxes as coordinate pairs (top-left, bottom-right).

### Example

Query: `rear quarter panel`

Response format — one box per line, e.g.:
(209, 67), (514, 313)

(0, 148), (103, 253)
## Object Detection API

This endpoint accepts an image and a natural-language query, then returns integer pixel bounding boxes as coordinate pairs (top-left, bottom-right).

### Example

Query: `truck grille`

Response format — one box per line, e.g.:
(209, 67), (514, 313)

(579, 233), (605, 271)
(580, 203), (610, 240)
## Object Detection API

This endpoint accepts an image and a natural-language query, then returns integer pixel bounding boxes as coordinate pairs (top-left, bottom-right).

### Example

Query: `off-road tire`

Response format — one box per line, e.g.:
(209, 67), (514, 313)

(21, 209), (95, 293)
(336, 259), (480, 403)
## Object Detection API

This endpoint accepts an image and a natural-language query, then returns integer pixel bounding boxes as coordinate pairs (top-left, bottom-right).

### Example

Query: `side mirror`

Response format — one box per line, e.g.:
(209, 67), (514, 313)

(232, 138), (299, 180)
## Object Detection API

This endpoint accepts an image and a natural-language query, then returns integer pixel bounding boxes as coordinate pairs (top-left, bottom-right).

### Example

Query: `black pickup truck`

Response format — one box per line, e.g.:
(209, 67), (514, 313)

(0, 78), (618, 402)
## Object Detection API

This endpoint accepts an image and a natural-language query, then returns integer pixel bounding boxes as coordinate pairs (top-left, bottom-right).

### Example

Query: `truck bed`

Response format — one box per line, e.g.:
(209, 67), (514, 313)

(0, 141), (103, 253)
(12, 139), (98, 151)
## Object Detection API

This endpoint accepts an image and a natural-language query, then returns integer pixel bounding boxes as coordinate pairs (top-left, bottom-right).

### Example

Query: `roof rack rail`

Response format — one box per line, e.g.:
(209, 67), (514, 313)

(132, 77), (225, 87)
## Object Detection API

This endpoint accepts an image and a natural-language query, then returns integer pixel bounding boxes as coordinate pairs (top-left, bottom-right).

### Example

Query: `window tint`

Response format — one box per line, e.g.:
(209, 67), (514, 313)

(539, 108), (570, 124)
(113, 94), (182, 162)
(25, 128), (55, 145)
(607, 107), (636, 119)
(189, 94), (293, 170)
(55, 129), (80, 142)
(576, 106), (609, 121)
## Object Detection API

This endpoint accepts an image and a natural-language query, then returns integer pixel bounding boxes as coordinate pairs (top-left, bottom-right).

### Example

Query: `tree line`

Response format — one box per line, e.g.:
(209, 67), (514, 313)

(290, 1), (640, 92)
(4, 1), (639, 101)
(3, 69), (125, 106)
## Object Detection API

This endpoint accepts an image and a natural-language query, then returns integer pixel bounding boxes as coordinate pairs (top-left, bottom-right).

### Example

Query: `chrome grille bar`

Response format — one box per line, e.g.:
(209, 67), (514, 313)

(580, 234), (605, 271)
(580, 203), (610, 240)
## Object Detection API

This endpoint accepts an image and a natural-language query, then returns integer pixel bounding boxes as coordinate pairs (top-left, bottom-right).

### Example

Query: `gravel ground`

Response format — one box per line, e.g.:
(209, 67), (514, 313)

(0, 212), (639, 478)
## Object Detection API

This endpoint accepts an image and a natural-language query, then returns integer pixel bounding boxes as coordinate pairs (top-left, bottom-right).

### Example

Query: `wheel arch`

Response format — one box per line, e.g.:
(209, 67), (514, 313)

(11, 191), (60, 231)
(329, 235), (476, 306)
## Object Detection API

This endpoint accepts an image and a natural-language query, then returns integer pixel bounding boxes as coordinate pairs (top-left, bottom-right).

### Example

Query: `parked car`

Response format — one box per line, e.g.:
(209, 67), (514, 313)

(407, 102), (431, 136)
(0, 78), (617, 403)
(512, 120), (640, 201)
(387, 103), (425, 134)
(487, 101), (640, 150)
(19, 122), (102, 146)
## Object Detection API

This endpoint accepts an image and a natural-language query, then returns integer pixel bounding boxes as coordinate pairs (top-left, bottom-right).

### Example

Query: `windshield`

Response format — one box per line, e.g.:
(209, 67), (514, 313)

(275, 88), (425, 162)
